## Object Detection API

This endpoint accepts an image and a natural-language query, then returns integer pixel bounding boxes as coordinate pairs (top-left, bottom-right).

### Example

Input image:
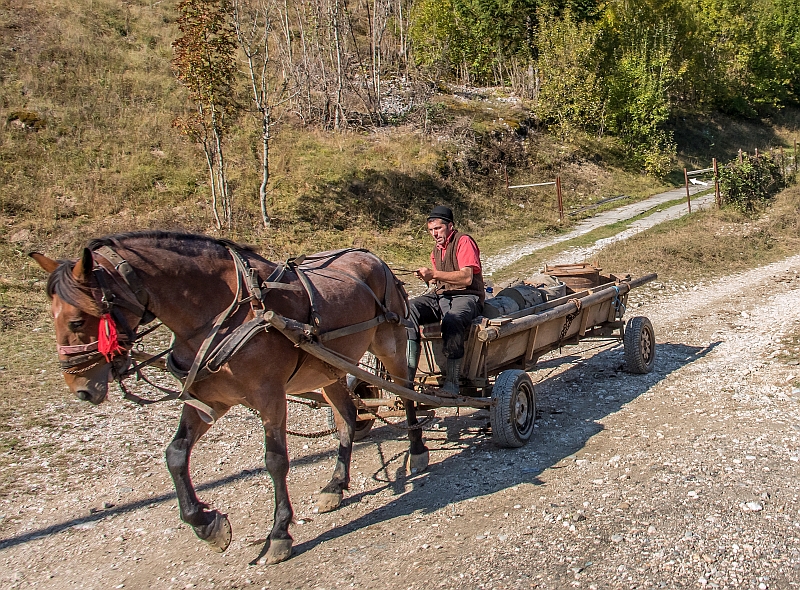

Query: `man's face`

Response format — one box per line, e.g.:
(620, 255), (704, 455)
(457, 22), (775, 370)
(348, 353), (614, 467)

(427, 219), (454, 247)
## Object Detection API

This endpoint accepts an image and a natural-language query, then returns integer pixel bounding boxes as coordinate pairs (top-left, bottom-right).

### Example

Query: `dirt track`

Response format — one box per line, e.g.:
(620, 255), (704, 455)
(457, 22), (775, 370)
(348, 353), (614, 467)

(3, 255), (800, 589)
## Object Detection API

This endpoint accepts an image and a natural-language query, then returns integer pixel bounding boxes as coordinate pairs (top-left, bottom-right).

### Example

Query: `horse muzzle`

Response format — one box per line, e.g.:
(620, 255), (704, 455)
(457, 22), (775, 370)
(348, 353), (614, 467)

(65, 365), (112, 405)
(75, 388), (107, 405)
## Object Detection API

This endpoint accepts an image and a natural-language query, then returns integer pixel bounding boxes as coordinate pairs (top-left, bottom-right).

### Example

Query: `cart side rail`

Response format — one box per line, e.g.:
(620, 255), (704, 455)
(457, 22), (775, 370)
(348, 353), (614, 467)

(477, 273), (657, 343)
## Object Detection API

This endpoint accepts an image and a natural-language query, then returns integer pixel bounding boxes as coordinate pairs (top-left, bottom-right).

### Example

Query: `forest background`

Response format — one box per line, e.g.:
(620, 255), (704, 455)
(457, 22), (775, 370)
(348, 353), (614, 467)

(1, 0), (800, 274)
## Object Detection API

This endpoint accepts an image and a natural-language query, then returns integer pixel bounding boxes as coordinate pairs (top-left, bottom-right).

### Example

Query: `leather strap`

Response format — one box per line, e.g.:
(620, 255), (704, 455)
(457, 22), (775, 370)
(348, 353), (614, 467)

(94, 246), (155, 324)
(318, 314), (388, 342)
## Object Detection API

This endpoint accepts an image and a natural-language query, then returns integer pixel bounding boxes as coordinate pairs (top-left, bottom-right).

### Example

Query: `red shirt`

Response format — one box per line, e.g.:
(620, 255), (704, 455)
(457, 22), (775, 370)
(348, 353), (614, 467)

(431, 231), (482, 274)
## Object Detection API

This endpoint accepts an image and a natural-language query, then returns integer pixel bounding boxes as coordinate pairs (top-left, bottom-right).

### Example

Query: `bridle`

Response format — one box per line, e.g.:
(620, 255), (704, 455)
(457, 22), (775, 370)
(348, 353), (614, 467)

(57, 245), (158, 376)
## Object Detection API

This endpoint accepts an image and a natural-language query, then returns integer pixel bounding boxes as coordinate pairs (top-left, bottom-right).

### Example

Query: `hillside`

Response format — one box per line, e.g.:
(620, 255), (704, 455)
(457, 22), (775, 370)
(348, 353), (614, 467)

(1, 0), (799, 280)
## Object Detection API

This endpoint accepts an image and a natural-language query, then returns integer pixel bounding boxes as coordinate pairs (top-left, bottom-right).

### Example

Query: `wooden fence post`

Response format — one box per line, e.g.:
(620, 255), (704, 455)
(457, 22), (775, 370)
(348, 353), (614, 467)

(739, 149), (743, 164)
(713, 158), (720, 209)
(684, 168), (691, 214)
(795, 139), (798, 176)
(556, 175), (563, 222)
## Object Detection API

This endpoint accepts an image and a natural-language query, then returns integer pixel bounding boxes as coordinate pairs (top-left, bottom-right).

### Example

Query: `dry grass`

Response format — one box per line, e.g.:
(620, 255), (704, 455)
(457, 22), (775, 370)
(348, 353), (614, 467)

(595, 185), (800, 281)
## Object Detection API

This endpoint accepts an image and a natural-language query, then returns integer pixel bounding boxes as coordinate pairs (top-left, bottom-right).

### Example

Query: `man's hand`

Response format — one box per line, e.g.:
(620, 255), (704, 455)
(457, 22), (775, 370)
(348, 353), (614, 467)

(415, 267), (436, 283)
(415, 266), (474, 288)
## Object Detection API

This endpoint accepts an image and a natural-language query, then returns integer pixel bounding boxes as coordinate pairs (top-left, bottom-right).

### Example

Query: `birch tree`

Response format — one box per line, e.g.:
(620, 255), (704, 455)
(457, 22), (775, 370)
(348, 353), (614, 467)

(233, 0), (292, 228)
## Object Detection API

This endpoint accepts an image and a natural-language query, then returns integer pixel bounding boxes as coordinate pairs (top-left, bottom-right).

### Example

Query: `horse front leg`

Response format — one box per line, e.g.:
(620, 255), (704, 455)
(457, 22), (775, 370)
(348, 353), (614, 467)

(317, 378), (357, 513)
(256, 397), (294, 565)
(166, 405), (232, 552)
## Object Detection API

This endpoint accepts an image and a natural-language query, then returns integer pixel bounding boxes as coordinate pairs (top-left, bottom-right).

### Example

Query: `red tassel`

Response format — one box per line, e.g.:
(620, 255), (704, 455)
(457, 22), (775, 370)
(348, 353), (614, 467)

(97, 314), (124, 361)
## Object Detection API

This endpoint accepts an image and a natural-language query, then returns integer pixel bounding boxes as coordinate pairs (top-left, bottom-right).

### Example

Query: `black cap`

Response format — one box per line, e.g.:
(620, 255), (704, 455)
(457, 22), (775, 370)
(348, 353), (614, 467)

(427, 205), (454, 224)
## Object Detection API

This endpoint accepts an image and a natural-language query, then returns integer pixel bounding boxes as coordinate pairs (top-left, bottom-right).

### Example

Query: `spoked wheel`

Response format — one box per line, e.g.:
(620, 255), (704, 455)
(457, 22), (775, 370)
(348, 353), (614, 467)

(624, 316), (656, 374)
(490, 369), (537, 448)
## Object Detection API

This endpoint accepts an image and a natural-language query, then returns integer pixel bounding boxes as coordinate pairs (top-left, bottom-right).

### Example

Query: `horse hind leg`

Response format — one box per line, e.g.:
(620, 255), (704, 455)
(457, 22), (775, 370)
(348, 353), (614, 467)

(166, 405), (233, 553)
(370, 328), (430, 474)
(316, 378), (356, 513)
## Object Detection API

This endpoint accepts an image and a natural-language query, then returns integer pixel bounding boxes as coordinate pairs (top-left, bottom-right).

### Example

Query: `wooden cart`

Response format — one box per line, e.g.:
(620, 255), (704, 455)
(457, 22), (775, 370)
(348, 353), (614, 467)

(274, 266), (657, 448)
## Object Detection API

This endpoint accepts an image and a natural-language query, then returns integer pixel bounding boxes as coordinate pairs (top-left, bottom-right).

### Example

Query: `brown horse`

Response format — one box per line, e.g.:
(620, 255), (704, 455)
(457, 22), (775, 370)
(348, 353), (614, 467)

(30, 231), (428, 564)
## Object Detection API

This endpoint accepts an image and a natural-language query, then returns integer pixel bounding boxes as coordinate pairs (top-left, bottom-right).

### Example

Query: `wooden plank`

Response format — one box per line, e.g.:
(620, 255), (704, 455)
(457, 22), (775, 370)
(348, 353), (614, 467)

(465, 336), (485, 382)
(578, 308), (590, 336)
(525, 325), (539, 362)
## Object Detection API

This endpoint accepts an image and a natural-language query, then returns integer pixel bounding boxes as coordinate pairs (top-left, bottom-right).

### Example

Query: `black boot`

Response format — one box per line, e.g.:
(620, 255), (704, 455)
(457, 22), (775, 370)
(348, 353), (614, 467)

(407, 339), (421, 384)
(441, 357), (462, 396)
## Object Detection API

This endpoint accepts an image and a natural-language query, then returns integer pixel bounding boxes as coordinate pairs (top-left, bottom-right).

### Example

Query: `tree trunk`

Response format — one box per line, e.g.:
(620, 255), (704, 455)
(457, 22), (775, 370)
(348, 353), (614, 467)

(260, 106), (271, 228)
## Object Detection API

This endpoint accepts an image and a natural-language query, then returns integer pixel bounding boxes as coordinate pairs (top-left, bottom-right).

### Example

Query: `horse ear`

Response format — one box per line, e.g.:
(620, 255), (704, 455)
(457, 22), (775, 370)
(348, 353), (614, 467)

(29, 252), (60, 274)
(71, 248), (94, 283)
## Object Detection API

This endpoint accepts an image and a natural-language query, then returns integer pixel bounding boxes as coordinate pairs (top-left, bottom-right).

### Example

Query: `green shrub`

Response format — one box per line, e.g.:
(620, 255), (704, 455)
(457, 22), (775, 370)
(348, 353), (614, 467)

(719, 153), (785, 213)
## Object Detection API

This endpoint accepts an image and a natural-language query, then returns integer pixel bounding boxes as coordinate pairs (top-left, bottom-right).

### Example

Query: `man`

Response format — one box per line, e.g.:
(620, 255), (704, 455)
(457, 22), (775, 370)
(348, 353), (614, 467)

(407, 205), (485, 395)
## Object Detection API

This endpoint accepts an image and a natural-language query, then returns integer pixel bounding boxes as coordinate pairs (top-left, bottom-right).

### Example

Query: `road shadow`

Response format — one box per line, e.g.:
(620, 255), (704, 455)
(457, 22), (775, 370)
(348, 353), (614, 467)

(2, 340), (718, 557)
(286, 339), (720, 560)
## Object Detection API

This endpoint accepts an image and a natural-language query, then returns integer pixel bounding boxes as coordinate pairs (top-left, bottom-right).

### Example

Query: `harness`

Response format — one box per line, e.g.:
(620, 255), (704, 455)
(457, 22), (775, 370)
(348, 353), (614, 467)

(57, 245), (406, 424)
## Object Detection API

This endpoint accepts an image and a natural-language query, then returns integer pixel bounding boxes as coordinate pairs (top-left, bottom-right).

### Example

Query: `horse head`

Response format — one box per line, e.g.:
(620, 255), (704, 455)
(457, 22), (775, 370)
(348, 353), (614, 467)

(30, 248), (134, 405)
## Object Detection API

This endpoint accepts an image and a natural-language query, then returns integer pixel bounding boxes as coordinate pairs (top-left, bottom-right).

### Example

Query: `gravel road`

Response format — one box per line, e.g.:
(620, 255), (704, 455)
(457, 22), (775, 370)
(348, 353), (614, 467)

(482, 185), (710, 277)
(3, 254), (800, 590)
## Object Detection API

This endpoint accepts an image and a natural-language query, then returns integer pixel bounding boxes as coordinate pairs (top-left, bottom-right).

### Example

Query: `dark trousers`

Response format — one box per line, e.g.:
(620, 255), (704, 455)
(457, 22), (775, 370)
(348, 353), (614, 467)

(407, 292), (482, 359)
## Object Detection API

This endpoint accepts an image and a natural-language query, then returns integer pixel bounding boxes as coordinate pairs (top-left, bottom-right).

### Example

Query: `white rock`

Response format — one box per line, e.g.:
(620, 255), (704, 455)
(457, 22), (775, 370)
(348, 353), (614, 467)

(72, 522), (97, 530)
(745, 502), (763, 512)
(611, 533), (624, 542)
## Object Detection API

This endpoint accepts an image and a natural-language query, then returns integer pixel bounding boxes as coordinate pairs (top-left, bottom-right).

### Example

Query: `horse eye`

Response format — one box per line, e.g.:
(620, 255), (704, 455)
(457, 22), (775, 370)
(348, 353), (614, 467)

(68, 319), (85, 331)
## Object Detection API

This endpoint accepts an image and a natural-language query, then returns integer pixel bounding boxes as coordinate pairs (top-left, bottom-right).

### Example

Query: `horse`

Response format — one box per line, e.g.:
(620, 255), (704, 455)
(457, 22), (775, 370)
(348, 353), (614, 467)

(30, 230), (429, 564)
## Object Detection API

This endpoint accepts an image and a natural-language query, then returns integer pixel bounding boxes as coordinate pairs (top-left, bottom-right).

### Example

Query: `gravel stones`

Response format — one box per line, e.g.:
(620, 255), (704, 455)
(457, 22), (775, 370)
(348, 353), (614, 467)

(4, 256), (800, 588)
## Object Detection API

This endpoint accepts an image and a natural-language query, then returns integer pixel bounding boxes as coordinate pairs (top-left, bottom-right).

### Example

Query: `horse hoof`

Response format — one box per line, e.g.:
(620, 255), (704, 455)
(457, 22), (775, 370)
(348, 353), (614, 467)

(409, 450), (430, 474)
(197, 512), (232, 553)
(316, 491), (343, 513)
(260, 539), (293, 565)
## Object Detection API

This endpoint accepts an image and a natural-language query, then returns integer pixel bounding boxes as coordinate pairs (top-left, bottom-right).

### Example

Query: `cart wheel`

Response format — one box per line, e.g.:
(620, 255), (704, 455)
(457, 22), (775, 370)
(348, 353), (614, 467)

(325, 375), (377, 441)
(624, 316), (656, 374)
(490, 369), (536, 448)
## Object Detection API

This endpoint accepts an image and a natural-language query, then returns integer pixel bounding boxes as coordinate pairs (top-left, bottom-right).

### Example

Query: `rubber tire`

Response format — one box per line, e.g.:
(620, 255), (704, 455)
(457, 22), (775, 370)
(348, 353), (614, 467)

(490, 369), (536, 448)
(624, 316), (656, 374)
(325, 375), (376, 442)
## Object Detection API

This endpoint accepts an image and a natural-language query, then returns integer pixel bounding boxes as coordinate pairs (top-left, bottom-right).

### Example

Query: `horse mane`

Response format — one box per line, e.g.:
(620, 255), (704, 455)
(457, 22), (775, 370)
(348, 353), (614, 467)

(86, 230), (257, 257)
(47, 231), (257, 314)
(46, 261), (102, 315)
